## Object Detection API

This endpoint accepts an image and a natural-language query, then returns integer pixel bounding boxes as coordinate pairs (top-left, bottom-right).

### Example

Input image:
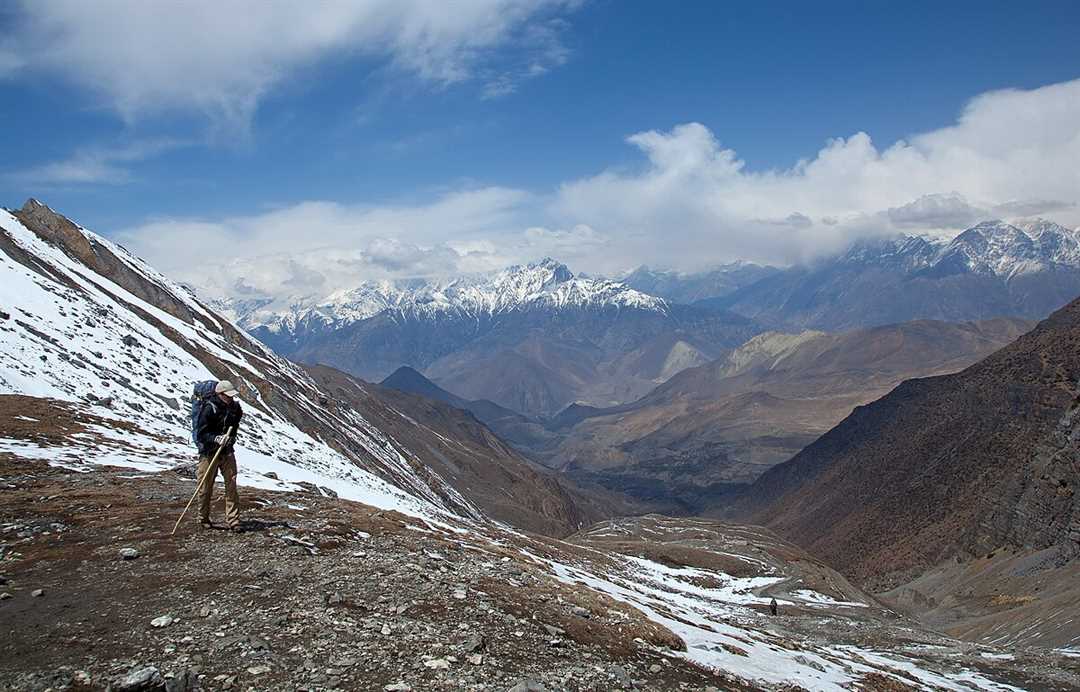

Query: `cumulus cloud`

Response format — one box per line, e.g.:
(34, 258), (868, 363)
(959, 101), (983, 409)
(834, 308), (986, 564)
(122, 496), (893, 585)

(553, 78), (1080, 269)
(4, 0), (580, 126)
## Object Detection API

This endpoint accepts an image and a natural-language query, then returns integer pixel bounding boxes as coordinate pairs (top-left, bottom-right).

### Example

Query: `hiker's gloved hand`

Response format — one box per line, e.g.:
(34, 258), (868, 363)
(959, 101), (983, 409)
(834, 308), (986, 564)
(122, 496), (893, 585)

(214, 434), (231, 446)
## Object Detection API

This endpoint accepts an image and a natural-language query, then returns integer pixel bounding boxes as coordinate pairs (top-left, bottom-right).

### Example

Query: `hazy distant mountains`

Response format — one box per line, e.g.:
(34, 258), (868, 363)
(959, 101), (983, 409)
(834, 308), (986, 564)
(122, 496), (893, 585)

(220, 259), (759, 417)
(221, 218), (1080, 418)
(620, 261), (780, 304)
(705, 219), (1080, 330)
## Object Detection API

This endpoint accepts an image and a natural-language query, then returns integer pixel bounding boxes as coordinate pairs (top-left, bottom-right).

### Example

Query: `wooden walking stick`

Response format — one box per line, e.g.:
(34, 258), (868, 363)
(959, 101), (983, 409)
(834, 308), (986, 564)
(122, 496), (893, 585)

(172, 426), (233, 535)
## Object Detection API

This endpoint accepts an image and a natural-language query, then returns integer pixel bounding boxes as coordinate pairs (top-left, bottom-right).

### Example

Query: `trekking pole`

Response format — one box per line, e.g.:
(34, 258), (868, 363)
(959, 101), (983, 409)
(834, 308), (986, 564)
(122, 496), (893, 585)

(171, 427), (234, 536)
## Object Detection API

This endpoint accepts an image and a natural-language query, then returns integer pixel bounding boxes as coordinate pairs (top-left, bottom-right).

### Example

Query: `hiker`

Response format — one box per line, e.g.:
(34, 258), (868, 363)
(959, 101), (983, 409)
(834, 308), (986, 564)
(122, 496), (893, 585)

(193, 379), (243, 530)
(769, 597), (778, 616)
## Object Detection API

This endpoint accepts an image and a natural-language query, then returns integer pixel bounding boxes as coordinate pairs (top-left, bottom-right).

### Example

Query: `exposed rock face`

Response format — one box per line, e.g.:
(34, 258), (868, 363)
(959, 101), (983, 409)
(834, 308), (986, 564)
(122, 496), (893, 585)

(984, 396), (1080, 555)
(733, 295), (1080, 589)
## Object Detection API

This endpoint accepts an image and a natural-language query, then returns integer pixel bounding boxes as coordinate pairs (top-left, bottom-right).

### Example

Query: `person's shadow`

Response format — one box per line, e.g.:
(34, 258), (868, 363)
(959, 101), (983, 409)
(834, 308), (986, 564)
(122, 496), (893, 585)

(207, 519), (294, 533)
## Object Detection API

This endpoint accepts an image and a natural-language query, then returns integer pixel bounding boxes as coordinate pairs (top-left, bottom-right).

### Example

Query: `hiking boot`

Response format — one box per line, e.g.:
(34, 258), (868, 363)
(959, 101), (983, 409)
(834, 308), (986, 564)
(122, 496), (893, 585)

(198, 519), (213, 530)
(227, 524), (242, 533)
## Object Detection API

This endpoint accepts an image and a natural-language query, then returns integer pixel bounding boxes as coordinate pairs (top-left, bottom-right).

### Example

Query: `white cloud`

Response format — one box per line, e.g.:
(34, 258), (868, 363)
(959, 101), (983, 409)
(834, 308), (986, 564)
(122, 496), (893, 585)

(5, 0), (580, 126)
(117, 77), (1080, 298)
(887, 193), (983, 228)
(116, 188), (533, 298)
(553, 78), (1080, 269)
(11, 138), (185, 185)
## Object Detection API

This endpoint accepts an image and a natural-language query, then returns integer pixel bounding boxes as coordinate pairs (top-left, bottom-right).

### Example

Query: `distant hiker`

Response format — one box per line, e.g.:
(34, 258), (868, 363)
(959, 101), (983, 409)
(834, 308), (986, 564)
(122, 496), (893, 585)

(769, 597), (778, 616)
(193, 379), (243, 530)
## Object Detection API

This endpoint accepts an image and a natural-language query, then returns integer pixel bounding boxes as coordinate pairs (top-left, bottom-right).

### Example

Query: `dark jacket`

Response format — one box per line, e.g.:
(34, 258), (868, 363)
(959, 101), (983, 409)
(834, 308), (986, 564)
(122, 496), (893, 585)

(195, 395), (243, 456)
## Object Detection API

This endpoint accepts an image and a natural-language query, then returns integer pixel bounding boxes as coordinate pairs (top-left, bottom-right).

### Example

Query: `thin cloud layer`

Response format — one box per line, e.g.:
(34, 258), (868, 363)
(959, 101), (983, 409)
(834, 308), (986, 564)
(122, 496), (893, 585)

(4, 0), (580, 126)
(11, 138), (186, 185)
(120, 77), (1080, 297)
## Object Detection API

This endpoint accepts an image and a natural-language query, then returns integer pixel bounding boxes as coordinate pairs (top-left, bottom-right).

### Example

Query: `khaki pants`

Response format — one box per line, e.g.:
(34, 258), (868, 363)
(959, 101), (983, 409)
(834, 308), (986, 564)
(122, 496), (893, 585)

(197, 448), (240, 528)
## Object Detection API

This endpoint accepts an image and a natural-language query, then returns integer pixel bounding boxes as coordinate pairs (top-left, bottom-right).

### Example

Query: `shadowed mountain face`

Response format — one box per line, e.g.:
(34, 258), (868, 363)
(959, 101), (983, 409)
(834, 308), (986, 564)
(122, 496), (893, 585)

(539, 318), (1034, 513)
(306, 364), (615, 536)
(732, 295), (1080, 591)
(380, 366), (561, 453)
(706, 220), (1080, 331)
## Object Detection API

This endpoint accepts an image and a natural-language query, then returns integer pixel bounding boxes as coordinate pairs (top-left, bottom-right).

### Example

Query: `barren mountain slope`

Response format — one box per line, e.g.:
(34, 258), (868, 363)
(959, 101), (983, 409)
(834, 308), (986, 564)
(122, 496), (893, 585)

(733, 294), (1080, 593)
(544, 318), (1032, 512)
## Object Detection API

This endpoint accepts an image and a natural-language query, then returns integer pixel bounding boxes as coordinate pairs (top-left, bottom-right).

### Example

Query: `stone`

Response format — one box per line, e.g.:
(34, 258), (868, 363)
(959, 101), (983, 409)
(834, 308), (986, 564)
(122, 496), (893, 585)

(462, 632), (485, 653)
(611, 666), (632, 688)
(326, 591), (344, 606)
(0, 592), (11, 600)
(541, 623), (565, 637)
(381, 624), (392, 636)
(31, 588), (44, 598)
(452, 589), (467, 600)
(122, 335), (141, 348)
(119, 547), (140, 560)
(467, 653), (484, 666)
(424, 658), (451, 670)
(507, 678), (548, 692)
(571, 605), (590, 618)
(151, 615), (176, 628)
(113, 666), (164, 691)
(649, 663), (662, 673)
(246, 665), (271, 675)
(246, 636), (270, 651)
(164, 668), (199, 692)
(384, 684), (412, 692)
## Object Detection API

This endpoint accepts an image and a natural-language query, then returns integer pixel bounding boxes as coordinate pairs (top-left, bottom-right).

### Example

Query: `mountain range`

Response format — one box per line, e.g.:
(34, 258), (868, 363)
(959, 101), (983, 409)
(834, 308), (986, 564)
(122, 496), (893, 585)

(221, 217), (1080, 421)
(221, 259), (759, 417)
(705, 219), (1080, 330)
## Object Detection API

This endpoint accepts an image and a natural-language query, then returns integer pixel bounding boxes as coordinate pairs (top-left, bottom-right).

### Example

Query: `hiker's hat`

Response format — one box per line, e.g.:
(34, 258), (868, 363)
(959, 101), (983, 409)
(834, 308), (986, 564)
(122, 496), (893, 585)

(215, 379), (240, 397)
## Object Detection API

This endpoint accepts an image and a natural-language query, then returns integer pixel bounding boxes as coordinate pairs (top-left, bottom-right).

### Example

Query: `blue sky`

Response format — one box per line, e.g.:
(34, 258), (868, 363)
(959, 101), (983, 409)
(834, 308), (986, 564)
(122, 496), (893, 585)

(1, 1), (1079, 296)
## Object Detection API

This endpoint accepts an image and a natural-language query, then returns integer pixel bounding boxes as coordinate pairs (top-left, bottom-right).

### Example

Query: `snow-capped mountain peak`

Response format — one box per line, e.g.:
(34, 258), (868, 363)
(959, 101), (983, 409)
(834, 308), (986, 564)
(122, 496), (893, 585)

(221, 257), (667, 333)
(830, 218), (1080, 281)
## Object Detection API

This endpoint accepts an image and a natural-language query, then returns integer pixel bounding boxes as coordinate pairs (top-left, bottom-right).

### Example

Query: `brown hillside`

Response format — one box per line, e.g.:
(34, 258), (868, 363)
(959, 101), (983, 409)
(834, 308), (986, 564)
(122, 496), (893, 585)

(734, 296), (1080, 589)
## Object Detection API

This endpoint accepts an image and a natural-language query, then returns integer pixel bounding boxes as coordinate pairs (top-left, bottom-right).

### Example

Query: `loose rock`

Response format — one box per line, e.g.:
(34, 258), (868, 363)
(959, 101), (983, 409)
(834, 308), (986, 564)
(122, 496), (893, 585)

(113, 666), (164, 691)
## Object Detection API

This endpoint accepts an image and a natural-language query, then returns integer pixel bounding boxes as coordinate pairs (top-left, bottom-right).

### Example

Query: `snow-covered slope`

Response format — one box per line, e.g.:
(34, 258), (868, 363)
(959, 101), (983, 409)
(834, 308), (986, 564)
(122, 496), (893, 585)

(218, 257), (667, 334)
(0, 200), (485, 523)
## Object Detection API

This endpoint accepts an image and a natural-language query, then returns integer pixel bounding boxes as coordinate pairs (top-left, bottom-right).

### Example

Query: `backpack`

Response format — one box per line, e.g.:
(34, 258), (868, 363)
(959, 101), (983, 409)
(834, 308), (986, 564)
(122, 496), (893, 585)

(190, 380), (218, 444)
